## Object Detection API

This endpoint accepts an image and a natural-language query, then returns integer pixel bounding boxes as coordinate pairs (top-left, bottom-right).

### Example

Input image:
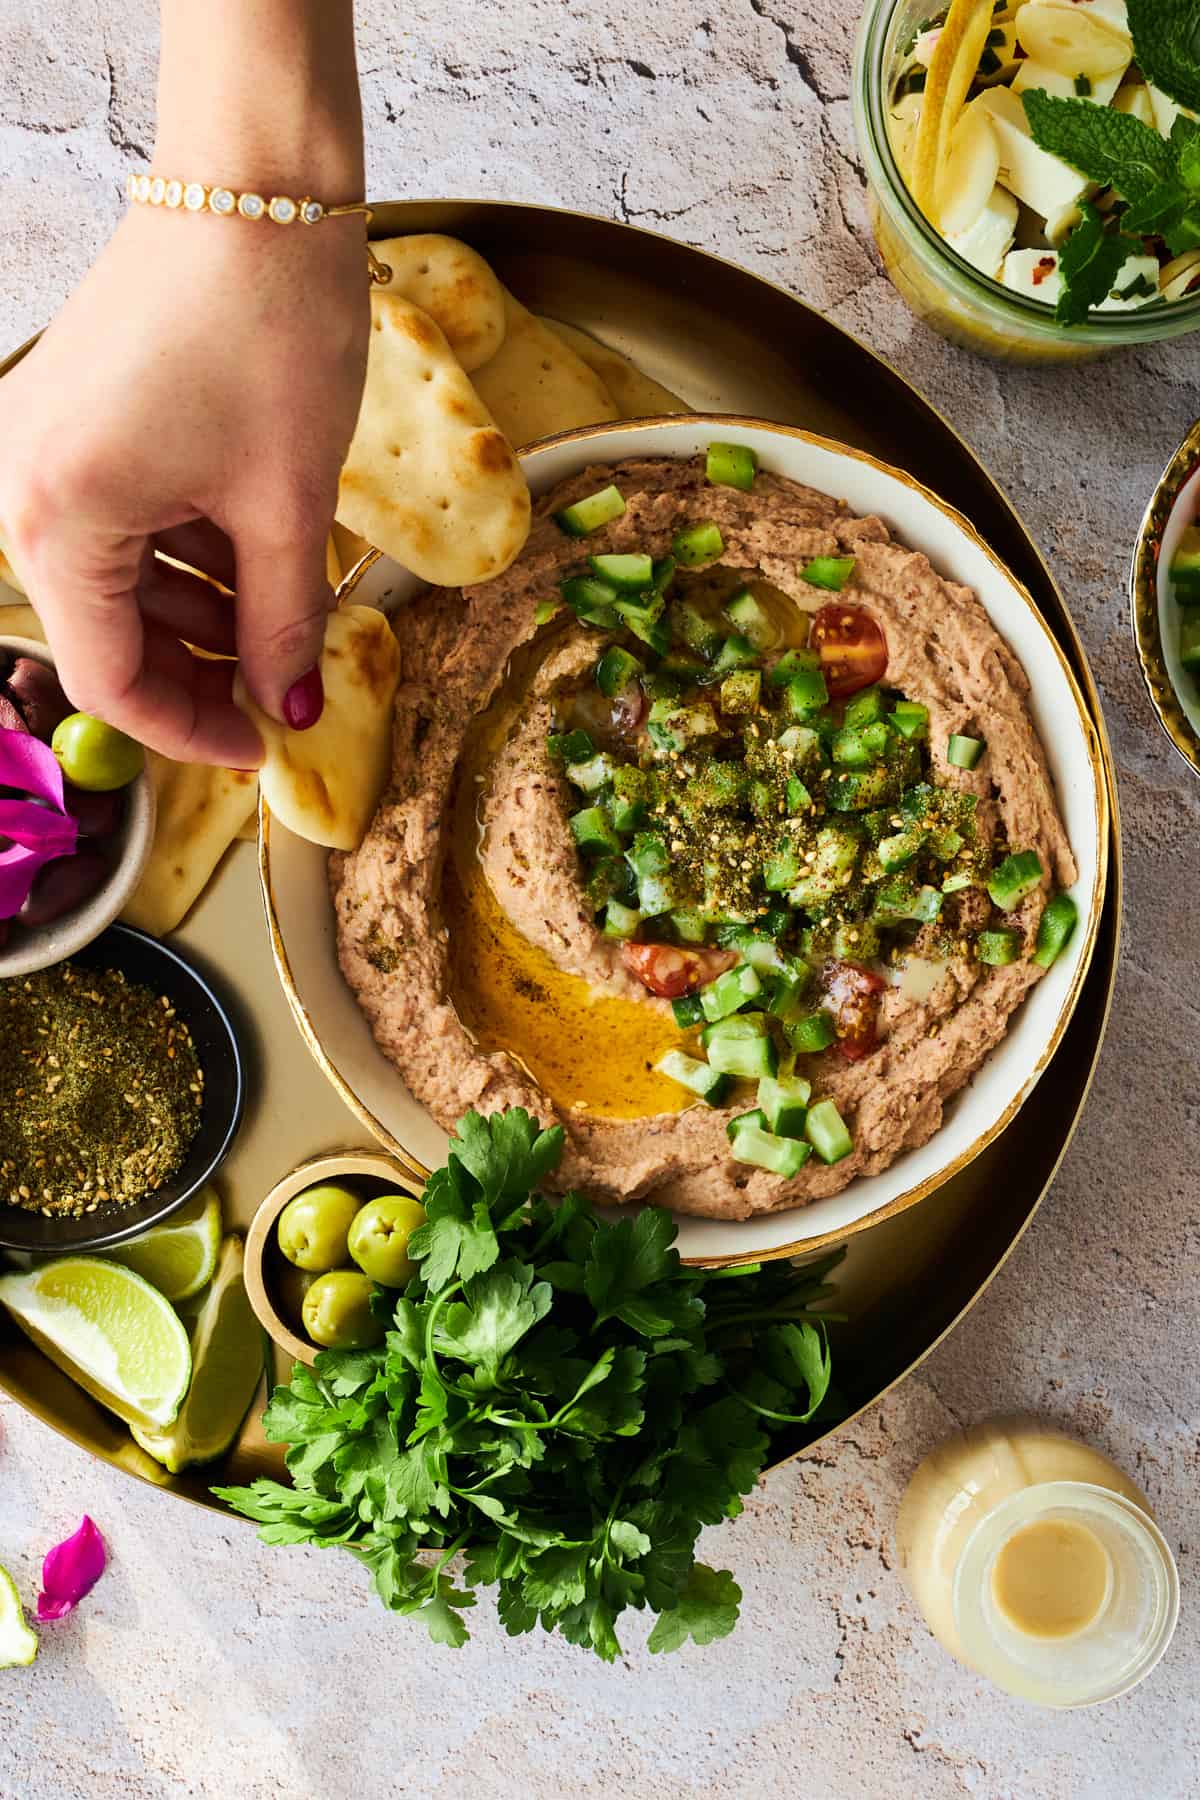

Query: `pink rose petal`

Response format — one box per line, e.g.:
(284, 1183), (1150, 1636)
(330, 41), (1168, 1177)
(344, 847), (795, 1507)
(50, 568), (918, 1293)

(0, 839), (54, 917)
(0, 725), (78, 917)
(0, 798), (78, 855)
(0, 726), (67, 809)
(37, 1516), (107, 1621)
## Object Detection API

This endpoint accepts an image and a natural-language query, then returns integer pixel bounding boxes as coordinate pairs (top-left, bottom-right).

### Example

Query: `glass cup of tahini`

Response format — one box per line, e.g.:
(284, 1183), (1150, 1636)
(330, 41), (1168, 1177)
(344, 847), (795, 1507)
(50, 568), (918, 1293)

(896, 1420), (1179, 1707)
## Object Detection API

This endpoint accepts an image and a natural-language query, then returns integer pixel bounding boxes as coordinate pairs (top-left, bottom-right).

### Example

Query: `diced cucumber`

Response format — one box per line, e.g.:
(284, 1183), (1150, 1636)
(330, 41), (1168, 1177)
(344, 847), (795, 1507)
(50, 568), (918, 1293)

(977, 928), (1021, 966)
(647, 696), (719, 753)
(723, 588), (776, 649)
(783, 669), (830, 719)
(627, 831), (669, 877)
(930, 827), (964, 862)
(786, 822), (860, 908)
(565, 752), (616, 795)
(534, 598), (560, 626)
(602, 900), (642, 939)
(721, 929), (792, 976)
(832, 919), (882, 960)
(728, 1121), (812, 1178)
(702, 1013), (778, 1079)
(1033, 892), (1078, 968)
(706, 441), (759, 491)
(987, 849), (1044, 912)
(668, 599), (724, 661)
(560, 574), (620, 627)
(800, 555), (856, 591)
(685, 761), (747, 811)
(843, 686), (885, 729)
(554, 483), (627, 536)
(672, 521), (725, 567)
(947, 733), (985, 769)
(720, 670), (762, 715)
(617, 604), (671, 657)
(824, 765), (898, 812)
(1181, 614), (1200, 672)
(757, 906), (791, 938)
(805, 1098), (853, 1164)
(571, 805), (621, 857)
(595, 645), (644, 698)
(861, 722), (892, 758)
(727, 1108), (768, 1139)
(670, 907), (710, 945)
(832, 726), (878, 768)
(712, 633), (759, 676)
(670, 993), (706, 1027)
(889, 700), (929, 740)
(609, 764), (650, 833)
(785, 1011), (836, 1054)
(655, 1049), (732, 1106)
(586, 855), (631, 908)
(609, 794), (642, 834)
(877, 827), (925, 873)
(786, 775), (812, 814)
(763, 838), (803, 892)
(547, 727), (595, 764)
(942, 870), (976, 894)
(776, 723), (821, 761)
(635, 872), (679, 917)
(700, 963), (764, 1023)
(757, 1073), (812, 1137)
(768, 647), (821, 687)
(872, 879), (943, 925)
(588, 551), (654, 591)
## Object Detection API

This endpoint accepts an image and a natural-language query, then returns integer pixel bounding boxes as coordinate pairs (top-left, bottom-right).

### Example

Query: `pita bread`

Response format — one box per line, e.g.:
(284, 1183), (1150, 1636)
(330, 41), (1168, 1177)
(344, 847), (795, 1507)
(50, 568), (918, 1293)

(0, 602), (43, 641)
(470, 290), (620, 446)
(336, 292), (531, 587)
(538, 319), (691, 418)
(371, 234), (507, 372)
(121, 756), (258, 936)
(234, 604), (400, 852)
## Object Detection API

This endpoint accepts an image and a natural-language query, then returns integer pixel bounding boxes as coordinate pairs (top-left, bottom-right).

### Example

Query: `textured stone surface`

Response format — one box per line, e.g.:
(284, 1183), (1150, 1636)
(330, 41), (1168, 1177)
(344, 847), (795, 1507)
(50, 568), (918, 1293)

(1, 1), (1199, 1794)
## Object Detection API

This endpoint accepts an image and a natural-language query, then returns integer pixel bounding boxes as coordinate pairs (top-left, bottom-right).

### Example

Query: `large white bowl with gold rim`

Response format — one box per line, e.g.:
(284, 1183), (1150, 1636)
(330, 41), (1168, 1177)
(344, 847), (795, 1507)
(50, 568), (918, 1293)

(260, 417), (1108, 1265)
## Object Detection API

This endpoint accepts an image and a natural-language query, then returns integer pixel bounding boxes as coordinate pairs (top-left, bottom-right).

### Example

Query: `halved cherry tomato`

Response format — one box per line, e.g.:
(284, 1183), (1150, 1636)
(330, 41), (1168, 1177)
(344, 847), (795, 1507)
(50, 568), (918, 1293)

(810, 604), (888, 700)
(610, 682), (647, 737)
(822, 959), (887, 1060)
(621, 941), (738, 998)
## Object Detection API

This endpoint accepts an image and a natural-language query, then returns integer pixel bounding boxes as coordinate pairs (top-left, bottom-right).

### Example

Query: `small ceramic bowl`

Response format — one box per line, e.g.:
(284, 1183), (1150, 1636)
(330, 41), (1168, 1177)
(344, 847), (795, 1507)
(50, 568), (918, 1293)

(0, 636), (155, 977)
(1131, 420), (1200, 781)
(245, 1150), (424, 1367)
(0, 923), (245, 1255)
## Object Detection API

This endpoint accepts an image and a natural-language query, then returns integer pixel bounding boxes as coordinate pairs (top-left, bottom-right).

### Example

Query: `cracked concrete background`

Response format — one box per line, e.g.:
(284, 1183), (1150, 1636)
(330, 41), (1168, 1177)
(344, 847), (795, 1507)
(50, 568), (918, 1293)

(1, 1), (1199, 1796)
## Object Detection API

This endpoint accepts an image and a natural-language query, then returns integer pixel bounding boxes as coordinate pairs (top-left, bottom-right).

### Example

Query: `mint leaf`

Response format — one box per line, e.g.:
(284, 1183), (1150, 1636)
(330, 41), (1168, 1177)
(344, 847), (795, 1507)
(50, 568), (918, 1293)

(1128, 0), (1200, 114)
(1022, 89), (1175, 201)
(646, 1564), (742, 1653)
(1056, 203), (1142, 326)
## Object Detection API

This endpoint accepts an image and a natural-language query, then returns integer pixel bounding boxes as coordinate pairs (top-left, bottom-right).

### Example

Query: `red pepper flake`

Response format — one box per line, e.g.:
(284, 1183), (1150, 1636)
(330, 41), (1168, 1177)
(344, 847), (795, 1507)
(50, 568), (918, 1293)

(1032, 257), (1057, 287)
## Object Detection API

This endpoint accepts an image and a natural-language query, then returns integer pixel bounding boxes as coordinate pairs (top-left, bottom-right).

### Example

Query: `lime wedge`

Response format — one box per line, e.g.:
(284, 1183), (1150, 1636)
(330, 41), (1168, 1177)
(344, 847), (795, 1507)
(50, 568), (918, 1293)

(0, 1259), (191, 1430)
(132, 1236), (265, 1474)
(0, 1564), (37, 1670)
(104, 1187), (223, 1303)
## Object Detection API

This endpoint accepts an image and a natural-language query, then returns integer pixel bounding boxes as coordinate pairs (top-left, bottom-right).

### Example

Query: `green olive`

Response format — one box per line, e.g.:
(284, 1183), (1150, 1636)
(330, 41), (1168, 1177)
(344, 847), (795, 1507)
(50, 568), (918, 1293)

(274, 1261), (317, 1329)
(347, 1193), (427, 1287)
(277, 1182), (363, 1272)
(51, 712), (145, 792)
(302, 1269), (385, 1350)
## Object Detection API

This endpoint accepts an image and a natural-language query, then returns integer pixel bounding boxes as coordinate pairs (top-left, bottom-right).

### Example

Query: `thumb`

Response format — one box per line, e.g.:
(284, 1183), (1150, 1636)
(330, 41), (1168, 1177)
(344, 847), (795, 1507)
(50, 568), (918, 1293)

(232, 524), (334, 730)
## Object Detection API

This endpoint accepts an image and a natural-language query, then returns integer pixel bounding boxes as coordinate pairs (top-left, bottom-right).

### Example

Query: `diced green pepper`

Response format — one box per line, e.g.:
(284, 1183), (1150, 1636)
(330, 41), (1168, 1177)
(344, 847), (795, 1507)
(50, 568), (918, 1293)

(685, 760), (747, 811)
(977, 928), (1021, 966)
(712, 633), (759, 676)
(656, 1049), (732, 1105)
(832, 920), (882, 960)
(877, 827), (925, 873)
(800, 555), (856, 591)
(824, 765), (898, 812)
(947, 733), (986, 770)
(1033, 892), (1078, 968)
(706, 441), (758, 491)
(784, 1011), (836, 1054)
(608, 764), (650, 833)
(783, 669), (830, 719)
(720, 670), (762, 715)
(843, 686), (885, 729)
(672, 521), (725, 567)
(805, 1098), (853, 1164)
(547, 727), (595, 764)
(571, 805), (621, 857)
(763, 838), (803, 893)
(987, 849), (1044, 912)
(588, 551), (654, 590)
(728, 1121), (812, 1178)
(646, 696), (719, 752)
(786, 775), (812, 814)
(668, 599), (724, 661)
(723, 589), (776, 649)
(534, 598), (560, 626)
(890, 701), (929, 741)
(595, 645), (644, 698)
(768, 647), (821, 687)
(560, 574), (619, 627)
(757, 1073), (812, 1137)
(554, 484), (627, 536)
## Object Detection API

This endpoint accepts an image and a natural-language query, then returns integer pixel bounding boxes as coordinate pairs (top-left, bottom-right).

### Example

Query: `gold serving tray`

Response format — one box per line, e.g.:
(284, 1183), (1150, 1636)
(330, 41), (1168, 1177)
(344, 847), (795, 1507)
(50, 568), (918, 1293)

(0, 200), (1121, 1509)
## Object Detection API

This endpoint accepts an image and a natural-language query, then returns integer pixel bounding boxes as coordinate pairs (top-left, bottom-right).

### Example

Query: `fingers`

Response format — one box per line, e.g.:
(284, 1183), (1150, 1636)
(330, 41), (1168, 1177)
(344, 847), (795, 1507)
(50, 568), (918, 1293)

(139, 557), (239, 656)
(153, 519), (237, 592)
(232, 522), (334, 726)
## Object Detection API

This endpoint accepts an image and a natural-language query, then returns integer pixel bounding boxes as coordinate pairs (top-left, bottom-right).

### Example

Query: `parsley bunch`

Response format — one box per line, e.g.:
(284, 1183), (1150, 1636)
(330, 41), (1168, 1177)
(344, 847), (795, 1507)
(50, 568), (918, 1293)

(215, 1110), (841, 1660)
(1023, 0), (1200, 324)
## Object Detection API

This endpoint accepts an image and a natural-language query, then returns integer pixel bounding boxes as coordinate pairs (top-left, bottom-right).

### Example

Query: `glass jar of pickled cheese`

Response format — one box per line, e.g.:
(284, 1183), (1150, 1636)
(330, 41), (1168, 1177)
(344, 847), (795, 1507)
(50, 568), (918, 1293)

(896, 1419), (1179, 1707)
(852, 0), (1200, 363)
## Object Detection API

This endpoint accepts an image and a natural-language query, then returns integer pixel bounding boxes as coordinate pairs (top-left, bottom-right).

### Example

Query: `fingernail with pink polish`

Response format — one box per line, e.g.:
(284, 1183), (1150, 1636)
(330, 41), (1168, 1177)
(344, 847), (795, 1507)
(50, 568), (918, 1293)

(282, 665), (324, 731)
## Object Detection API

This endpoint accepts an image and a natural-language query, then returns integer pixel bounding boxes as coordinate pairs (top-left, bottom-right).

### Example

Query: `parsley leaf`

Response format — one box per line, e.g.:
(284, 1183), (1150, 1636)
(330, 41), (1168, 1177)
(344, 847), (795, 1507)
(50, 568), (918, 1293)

(1128, 0), (1200, 114)
(1021, 90), (1175, 201)
(217, 1109), (842, 1661)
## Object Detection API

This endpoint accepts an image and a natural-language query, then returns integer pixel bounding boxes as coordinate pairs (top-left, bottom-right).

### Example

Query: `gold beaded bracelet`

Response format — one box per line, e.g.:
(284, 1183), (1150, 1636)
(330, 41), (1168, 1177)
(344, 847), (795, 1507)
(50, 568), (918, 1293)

(124, 173), (393, 282)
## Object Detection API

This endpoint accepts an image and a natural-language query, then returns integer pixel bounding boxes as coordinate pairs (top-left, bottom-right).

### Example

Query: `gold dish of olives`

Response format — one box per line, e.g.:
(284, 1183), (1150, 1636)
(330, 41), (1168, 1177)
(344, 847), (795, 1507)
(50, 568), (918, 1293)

(244, 1151), (426, 1366)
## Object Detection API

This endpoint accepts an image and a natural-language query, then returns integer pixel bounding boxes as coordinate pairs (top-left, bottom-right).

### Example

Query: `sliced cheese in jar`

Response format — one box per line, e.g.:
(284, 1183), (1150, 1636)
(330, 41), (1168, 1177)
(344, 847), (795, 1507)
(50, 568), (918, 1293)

(976, 84), (1092, 228)
(946, 183), (1018, 277)
(887, 90), (924, 178)
(1113, 80), (1156, 126)
(1015, 0), (1131, 79)
(1160, 250), (1200, 304)
(1098, 254), (1164, 310)
(1148, 82), (1198, 141)
(1001, 247), (1065, 304)
(1012, 58), (1126, 108)
(936, 102), (1001, 233)
(976, 19), (1020, 86)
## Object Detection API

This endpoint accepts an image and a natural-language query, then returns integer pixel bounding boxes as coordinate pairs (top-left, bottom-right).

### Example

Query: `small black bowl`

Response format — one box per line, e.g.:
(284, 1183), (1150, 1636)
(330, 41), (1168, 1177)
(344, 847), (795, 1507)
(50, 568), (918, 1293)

(0, 923), (245, 1255)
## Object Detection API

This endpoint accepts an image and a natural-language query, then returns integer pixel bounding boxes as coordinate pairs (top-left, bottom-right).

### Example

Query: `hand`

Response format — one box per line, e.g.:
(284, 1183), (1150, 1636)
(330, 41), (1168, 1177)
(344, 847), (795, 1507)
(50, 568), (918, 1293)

(0, 203), (369, 766)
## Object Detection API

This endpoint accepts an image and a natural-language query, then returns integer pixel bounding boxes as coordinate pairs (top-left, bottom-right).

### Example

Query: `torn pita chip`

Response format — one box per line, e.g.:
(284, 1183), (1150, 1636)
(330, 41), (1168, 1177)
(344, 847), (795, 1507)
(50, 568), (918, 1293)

(471, 290), (620, 446)
(538, 318), (691, 418)
(337, 292), (530, 587)
(121, 757), (258, 936)
(371, 234), (507, 372)
(235, 604), (400, 852)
